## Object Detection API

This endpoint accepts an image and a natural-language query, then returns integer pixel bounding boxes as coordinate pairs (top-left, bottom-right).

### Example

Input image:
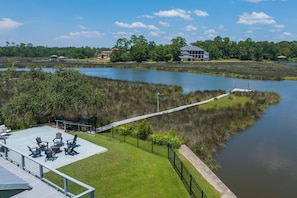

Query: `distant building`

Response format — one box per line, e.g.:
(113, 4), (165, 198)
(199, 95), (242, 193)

(276, 55), (287, 62)
(50, 55), (64, 62)
(97, 48), (118, 60)
(97, 51), (112, 59)
(50, 55), (58, 61)
(179, 46), (209, 61)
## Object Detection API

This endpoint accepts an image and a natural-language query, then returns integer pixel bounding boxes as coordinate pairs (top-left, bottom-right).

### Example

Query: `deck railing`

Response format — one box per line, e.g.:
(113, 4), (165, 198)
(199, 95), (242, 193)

(0, 142), (95, 198)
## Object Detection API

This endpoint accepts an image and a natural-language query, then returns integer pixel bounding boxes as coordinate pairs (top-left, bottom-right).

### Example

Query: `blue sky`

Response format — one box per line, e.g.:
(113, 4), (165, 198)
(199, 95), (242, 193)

(0, 0), (295, 48)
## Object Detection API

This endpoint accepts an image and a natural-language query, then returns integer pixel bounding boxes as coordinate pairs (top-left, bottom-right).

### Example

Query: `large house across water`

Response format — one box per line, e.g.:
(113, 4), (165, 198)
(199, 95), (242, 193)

(179, 46), (209, 61)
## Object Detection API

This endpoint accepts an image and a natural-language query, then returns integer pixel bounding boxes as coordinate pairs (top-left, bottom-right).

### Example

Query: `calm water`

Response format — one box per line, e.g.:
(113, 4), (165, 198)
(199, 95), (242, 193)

(5, 67), (297, 197)
(77, 68), (297, 198)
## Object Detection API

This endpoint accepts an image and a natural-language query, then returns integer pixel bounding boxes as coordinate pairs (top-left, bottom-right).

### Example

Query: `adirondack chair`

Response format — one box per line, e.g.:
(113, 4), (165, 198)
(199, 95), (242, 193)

(53, 132), (63, 146)
(45, 148), (57, 162)
(64, 145), (78, 156)
(66, 134), (78, 148)
(28, 146), (42, 158)
(36, 137), (48, 151)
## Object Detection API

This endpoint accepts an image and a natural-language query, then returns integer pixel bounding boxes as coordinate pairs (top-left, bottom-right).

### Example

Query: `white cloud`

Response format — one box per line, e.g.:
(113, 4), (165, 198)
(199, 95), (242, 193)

(139, 15), (154, 19)
(204, 29), (217, 38)
(57, 31), (102, 40)
(115, 21), (159, 30)
(193, 10), (208, 17)
(154, 9), (192, 20)
(80, 25), (87, 30)
(113, 31), (131, 36)
(237, 12), (276, 25)
(0, 18), (23, 32)
(274, 24), (285, 29)
(278, 32), (296, 40)
(159, 21), (170, 27)
(186, 25), (197, 31)
(282, 32), (292, 37)
(149, 31), (159, 37)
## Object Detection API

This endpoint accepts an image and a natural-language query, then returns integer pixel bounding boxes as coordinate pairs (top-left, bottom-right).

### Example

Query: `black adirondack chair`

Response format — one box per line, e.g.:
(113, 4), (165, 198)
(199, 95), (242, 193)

(66, 134), (78, 148)
(45, 148), (57, 162)
(53, 132), (63, 146)
(64, 145), (78, 156)
(36, 137), (48, 151)
(28, 146), (42, 158)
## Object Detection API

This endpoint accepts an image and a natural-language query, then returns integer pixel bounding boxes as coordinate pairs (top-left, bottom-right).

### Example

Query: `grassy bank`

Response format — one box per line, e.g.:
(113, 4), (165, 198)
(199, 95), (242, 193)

(46, 132), (196, 198)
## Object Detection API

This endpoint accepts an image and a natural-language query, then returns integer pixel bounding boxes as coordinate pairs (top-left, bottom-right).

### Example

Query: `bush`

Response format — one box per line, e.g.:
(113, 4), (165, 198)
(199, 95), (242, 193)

(149, 129), (182, 148)
(132, 119), (152, 140)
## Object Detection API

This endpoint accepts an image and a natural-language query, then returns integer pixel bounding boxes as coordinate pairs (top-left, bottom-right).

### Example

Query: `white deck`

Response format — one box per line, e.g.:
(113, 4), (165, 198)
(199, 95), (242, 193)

(0, 158), (67, 198)
(0, 125), (107, 197)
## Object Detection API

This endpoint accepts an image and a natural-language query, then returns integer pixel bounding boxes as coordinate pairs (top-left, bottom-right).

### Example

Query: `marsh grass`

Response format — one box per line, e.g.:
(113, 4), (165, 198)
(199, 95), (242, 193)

(147, 91), (280, 169)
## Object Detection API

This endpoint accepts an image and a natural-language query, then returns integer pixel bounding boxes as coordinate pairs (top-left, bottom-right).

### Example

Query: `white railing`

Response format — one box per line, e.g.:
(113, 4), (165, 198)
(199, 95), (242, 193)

(0, 142), (95, 198)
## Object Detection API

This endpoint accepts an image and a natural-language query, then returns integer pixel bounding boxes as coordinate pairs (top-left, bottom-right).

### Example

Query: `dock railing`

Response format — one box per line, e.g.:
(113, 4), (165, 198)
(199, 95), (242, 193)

(55, 120), (92, 132)
(0, 142), (95, 198)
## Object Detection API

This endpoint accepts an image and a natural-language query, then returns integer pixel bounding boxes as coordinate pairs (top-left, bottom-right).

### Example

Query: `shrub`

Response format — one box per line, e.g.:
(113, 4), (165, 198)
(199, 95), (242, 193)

(149, 129), (182, 148)
(132, 119), (153, 140)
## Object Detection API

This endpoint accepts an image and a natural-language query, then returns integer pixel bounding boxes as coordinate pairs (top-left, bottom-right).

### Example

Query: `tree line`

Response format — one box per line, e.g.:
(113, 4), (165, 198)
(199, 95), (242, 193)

(111, 35), (297, 62)
(0, 42), (108, 59)
(1, 35), (297, 62)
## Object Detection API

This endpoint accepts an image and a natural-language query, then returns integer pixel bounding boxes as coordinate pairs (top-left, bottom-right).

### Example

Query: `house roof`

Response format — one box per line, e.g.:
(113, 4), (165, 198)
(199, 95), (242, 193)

(277, 55), (287, 59)
(181, 45), (205, 51)
(0, 165), (29, 190)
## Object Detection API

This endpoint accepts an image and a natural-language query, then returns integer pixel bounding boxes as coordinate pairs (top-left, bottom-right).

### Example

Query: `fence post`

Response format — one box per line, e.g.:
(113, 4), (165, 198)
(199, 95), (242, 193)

(39, 164), (43, 178)
(190, 175), (192, 195)
(173, 151), (176, 169)
(21, 155), (25, 170)
(167, 144), (170, 159)
(181, 162), (183, 180)
(90, 190), (95, 198)
(151, 139), (153, 153)
(64, 178), (68, 196)
(4, 147), (8, 159)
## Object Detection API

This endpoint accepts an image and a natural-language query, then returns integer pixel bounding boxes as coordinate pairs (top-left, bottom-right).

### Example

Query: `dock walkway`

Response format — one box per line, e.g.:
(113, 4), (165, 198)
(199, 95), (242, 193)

(96, 88), (252, 133)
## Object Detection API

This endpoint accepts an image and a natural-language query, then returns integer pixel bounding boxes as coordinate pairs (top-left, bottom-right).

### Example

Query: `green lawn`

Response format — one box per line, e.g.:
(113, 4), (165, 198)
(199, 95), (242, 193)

(200, 94), (250, 110)
(176, 152), (221, 198)
(47, 133), (191, 198)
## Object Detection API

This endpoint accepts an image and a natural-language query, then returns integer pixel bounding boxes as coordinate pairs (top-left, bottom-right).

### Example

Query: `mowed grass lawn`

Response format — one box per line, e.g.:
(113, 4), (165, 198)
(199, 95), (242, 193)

(52, 132), (190, 198)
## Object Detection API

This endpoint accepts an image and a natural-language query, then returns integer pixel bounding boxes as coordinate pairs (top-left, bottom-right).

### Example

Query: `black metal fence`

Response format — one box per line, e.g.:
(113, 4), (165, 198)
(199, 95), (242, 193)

(102, 130), (168, 158)
(101, 130), (207, 198)
(168, 146), (207, 198)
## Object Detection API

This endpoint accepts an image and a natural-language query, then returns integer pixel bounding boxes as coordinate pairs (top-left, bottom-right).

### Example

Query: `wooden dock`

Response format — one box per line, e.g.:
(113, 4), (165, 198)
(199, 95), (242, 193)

(96, 88), (252, 133)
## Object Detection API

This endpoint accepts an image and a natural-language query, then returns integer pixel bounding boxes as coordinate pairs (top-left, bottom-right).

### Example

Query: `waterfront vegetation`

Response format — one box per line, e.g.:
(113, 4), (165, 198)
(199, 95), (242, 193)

(0, 67), (280, 169)
(2, 57), (297, 80)
(0, 65), (280, 197)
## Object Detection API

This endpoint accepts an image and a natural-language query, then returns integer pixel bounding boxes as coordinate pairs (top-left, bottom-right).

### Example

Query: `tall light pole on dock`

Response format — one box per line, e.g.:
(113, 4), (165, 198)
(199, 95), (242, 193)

(156, 92), (160, 112)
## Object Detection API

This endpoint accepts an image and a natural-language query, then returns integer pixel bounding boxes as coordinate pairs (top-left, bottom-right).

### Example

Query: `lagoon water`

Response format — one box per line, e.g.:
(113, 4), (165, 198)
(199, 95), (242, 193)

(5, 67), (297, 197)
(78, 68), (297, 198)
